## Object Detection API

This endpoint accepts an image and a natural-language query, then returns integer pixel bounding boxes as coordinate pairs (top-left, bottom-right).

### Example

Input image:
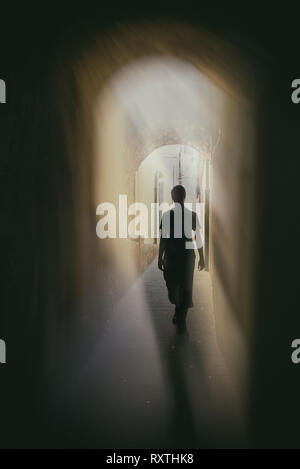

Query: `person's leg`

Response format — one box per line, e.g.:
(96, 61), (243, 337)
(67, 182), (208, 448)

(172, 306), (179, 324)
(173, 305), (186, 325)
(177, 307), (187, 323)
(171, 286), (181, 324)
(176, 307), (188, 334)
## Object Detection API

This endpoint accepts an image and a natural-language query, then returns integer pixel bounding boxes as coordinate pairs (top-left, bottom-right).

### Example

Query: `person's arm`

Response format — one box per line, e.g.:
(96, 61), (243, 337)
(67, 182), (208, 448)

(158, 235), (166, 271)
(197, 246), (205, 271)
(193, 212), (205, 270)
(158, 214), (167, 271)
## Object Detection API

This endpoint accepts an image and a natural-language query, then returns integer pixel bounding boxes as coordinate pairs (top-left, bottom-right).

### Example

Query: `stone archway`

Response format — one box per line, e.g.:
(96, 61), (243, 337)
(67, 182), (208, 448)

(123, 120), (212, 173)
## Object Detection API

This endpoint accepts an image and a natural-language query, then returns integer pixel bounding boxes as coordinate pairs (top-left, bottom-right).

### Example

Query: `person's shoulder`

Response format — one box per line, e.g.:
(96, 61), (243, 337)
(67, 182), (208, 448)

(160, 209), (172, 228)
(162, 209), (173, 218)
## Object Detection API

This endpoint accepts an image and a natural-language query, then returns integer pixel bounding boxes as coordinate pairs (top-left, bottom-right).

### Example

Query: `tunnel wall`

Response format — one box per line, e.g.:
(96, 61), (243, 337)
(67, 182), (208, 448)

(210, 91), (256, 405)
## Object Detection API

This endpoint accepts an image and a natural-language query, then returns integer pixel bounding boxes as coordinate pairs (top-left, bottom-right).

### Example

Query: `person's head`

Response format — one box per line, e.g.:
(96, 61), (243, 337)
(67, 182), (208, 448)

(171, 185), (186, 204)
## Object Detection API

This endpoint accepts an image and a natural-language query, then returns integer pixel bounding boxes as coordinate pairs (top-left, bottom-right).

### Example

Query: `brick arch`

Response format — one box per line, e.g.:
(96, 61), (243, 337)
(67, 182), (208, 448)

(123, 120), (212, 173)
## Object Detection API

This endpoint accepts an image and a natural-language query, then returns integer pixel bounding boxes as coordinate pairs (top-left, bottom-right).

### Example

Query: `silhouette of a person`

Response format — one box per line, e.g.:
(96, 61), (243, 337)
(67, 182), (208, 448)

(158, 185), (205, 332)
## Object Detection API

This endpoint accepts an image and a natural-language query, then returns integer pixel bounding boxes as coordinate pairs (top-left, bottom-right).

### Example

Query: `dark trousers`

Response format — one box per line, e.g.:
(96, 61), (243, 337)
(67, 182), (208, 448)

(163, 251), (195, 309)
(175, 306), (188, 324)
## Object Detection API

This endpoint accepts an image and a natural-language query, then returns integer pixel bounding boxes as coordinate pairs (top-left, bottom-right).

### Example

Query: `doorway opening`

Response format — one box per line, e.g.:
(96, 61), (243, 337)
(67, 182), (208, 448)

(136, 143), (205, 241)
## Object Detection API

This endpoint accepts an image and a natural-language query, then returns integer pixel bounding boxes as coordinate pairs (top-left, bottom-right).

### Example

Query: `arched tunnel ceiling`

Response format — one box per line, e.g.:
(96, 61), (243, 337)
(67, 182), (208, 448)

(88, 21), (253, 106)
(58, 20), (254, 197)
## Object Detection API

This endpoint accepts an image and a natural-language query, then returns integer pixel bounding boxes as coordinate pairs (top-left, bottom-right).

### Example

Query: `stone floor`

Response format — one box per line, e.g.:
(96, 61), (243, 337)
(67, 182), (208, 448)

(70, 259), (245, 448)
